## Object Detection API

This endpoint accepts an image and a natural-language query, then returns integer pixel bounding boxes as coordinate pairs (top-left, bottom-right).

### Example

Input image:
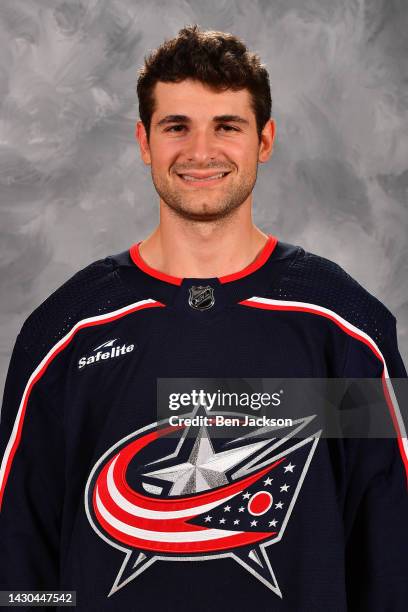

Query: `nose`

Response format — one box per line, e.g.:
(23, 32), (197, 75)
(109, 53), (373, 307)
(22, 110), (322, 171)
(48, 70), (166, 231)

(184, 128), (219, 164)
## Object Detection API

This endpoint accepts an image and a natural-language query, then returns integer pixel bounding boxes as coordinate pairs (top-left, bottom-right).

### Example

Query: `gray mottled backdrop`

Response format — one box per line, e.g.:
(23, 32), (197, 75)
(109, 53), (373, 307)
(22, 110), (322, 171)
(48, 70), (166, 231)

(1, 0), (407, 400)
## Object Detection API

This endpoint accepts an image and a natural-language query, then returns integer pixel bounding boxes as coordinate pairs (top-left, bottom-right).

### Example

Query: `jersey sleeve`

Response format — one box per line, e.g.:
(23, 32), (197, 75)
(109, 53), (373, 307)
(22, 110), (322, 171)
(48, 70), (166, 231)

(0, 333), (65, 590)
(381, 315), (407, 378)
(343, 315), (408, 611)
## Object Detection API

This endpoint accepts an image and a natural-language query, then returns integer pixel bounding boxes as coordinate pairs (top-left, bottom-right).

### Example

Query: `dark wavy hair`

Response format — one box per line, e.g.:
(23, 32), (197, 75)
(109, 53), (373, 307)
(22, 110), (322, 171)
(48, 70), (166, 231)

(136, 24), (272, 143)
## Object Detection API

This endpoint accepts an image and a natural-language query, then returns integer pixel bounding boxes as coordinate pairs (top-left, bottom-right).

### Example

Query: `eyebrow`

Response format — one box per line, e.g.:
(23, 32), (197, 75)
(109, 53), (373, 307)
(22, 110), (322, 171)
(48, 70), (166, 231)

(156, 114), (250, 127)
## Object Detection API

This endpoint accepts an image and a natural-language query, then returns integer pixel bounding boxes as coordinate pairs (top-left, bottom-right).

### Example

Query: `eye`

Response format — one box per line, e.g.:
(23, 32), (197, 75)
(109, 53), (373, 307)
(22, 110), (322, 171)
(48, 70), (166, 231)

(165, 125), (186, 132)
(218, 124), (239, 131)
(164, 124), (240, 133)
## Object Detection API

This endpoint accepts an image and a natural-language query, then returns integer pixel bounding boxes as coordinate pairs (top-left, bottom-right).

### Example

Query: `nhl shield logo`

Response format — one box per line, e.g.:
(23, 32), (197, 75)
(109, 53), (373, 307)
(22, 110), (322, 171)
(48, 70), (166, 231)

(188, 285), (215, 310)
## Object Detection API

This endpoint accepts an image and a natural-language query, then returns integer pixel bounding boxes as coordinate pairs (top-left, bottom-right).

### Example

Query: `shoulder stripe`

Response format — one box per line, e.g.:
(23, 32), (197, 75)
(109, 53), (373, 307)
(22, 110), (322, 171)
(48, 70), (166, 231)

(240, 296), (408, 482)
(0, 299), (165, 510)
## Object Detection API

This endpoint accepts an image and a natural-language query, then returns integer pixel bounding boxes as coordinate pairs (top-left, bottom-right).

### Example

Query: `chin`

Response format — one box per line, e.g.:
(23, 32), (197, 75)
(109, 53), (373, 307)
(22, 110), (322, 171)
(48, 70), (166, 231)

(158, 186), (247, 221)
(177, 206), (240, 222)
(173, 209), (225, 222)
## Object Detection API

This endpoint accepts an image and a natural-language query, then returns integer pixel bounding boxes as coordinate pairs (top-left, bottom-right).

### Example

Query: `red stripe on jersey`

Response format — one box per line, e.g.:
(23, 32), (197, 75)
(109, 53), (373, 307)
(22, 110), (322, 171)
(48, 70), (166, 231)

(0, 300), (165, 510)
(240, 297), (408, 485)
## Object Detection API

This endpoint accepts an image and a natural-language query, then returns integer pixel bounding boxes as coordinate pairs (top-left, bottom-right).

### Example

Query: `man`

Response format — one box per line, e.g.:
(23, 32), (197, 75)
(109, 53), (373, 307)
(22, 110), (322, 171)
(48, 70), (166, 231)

(0, 24), (407, 611)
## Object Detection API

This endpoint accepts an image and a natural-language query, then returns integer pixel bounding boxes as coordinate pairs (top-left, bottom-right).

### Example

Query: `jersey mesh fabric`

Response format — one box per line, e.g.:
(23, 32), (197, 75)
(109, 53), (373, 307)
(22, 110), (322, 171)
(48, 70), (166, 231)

(264, 247), (394, 351)
(17, 258), (137, 364)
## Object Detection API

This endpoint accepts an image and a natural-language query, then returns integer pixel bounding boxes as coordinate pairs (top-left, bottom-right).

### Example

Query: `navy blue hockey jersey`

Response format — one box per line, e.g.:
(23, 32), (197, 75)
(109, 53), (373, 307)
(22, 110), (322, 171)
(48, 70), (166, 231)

(1, 235), (407, 611)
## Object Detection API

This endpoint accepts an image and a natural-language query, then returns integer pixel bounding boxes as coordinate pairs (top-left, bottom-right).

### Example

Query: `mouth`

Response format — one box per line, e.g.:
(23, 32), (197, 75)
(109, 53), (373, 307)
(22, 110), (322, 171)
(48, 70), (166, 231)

(176, 171), (231, 186)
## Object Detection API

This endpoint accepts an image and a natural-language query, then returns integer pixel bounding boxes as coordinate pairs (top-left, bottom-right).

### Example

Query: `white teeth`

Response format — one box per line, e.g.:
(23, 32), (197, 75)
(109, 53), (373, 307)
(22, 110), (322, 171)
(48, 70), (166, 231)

(180, 172), (226, 182)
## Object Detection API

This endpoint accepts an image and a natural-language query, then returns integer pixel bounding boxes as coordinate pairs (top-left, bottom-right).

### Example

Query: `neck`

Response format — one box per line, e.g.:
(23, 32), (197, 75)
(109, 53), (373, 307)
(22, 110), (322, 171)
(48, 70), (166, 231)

(138, 200), (269, 279)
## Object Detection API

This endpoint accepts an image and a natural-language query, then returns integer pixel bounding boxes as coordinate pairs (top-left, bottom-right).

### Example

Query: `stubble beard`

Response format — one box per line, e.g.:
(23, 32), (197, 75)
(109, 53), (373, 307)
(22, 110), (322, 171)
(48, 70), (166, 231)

(151, 165), (258, 223)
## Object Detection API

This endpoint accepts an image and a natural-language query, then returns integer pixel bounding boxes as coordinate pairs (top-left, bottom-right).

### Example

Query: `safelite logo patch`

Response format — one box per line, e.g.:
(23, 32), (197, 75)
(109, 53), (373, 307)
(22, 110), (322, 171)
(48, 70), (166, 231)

(78, 338), (135, 370)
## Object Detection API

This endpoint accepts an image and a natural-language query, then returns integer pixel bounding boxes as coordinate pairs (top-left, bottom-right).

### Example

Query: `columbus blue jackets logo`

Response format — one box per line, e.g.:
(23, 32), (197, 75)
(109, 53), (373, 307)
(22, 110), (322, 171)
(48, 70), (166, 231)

(84, 407), (320, 598)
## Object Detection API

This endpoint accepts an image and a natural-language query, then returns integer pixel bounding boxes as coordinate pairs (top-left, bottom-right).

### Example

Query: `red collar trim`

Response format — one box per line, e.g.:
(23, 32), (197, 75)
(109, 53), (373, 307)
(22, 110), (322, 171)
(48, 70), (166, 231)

(129, 235), (278, 286)
(129, 242), (183, 286)
(218, 235), (277, 283)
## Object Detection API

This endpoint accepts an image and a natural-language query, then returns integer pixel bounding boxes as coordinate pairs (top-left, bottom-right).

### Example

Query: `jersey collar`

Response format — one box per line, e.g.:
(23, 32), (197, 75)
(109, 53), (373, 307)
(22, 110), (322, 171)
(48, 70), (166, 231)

(112, 236), (299, 314)
(129, 235), (278, 286)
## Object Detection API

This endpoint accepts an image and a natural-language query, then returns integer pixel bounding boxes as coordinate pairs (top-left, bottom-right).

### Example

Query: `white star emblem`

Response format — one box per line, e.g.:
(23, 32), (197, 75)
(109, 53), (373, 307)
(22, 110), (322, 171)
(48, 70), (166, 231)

(284, 462), (295, 473)
(238, 506), (245, 512)
(280, 484), (290, 492)
(219, 518), (226, 524)
(275, 501), (284, 509)
(263, 477), (273, 486)
(233, 519), (240, 525)
(143, 425), (270, 495)
(268, 519), (278, 527)
(250, 520), (258, 527)
(243, 491), (251, 499)
(204, 515), (212, 522)
(223, 505), (231, 512)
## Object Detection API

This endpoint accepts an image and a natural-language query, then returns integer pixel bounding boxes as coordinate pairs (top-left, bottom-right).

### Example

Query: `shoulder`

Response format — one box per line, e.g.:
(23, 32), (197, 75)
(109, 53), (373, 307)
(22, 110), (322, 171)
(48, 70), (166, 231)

(17, 254), (130, 363)
(268, 242), (396, 345)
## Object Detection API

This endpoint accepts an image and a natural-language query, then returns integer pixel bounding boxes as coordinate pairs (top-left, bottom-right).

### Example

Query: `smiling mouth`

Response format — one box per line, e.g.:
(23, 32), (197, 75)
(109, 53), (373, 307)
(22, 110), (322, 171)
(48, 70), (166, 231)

(176, 171), (231, 184)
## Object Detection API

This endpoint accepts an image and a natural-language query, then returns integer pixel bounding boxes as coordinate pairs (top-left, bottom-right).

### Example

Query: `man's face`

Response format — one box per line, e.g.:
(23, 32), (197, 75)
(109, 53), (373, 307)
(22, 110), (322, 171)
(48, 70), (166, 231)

(136, 79), (275, 222)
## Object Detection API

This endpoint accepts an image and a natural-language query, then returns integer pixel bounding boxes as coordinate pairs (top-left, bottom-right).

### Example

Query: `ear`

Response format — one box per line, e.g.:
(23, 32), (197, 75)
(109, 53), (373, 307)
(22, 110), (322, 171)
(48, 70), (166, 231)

(135, 120), (151, 165)
(258, 118), (276, 163)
